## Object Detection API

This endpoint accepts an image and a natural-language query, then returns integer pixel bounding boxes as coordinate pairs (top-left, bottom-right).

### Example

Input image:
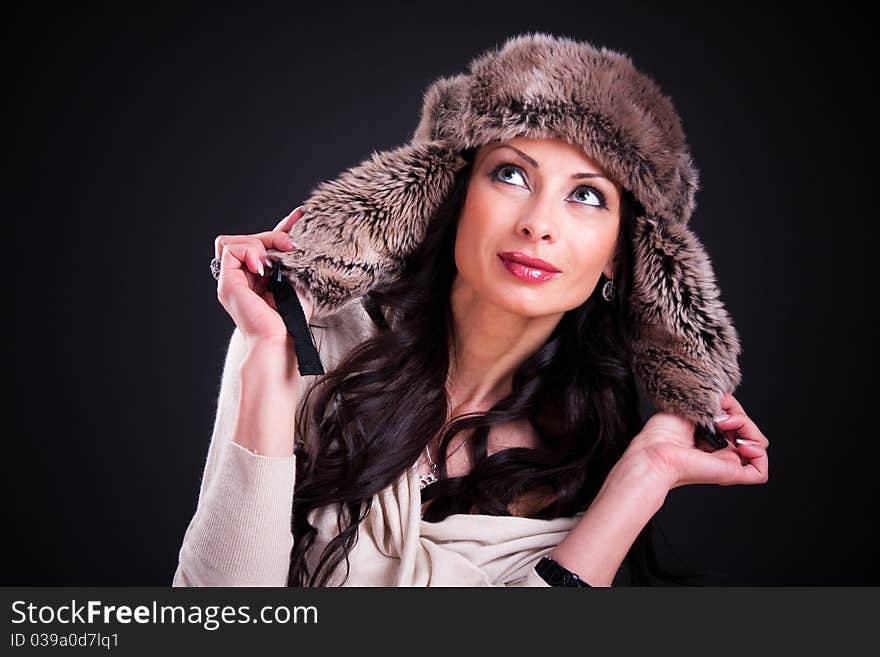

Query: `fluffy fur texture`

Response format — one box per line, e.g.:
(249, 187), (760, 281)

(267, 32), (741, 428)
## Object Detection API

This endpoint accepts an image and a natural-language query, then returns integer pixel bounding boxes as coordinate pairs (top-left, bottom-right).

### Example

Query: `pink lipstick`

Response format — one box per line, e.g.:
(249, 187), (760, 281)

(497, 252), (562, 283)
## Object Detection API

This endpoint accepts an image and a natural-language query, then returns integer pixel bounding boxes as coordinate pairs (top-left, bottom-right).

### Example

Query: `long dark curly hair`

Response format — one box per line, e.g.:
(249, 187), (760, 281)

(287, 147), (720, 587)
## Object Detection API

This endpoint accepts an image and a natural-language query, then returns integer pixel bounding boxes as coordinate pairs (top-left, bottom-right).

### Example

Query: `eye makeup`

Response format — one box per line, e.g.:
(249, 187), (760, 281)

(488, 161), (610, 210)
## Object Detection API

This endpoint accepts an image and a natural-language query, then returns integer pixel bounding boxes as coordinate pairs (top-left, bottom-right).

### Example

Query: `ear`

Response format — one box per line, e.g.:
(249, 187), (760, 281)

(627, 215), (742, 427)
(603, 245), (619, 280)
(265, 140), (468, 322)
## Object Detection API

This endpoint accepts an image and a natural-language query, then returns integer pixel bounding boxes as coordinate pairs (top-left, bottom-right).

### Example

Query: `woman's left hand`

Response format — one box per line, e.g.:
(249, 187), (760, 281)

(624, 393), (770, 491)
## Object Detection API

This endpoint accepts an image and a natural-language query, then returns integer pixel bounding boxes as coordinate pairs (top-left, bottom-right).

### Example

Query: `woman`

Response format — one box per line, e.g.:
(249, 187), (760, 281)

(175, 33), (769, 588)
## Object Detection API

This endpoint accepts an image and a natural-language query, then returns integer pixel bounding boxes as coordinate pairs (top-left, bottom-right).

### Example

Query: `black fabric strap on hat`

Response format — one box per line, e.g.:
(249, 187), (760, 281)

(695, 422), (728, 450)
(266, 261), (324, 377)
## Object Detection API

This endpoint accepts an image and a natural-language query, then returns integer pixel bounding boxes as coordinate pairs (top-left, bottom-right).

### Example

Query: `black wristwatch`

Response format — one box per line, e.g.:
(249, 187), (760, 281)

(535, 556), (593, 587)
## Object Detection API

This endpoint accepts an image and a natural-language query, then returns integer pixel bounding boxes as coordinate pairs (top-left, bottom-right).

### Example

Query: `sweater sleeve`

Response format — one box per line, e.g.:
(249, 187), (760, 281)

(172, 325), (307, 587)
(504, 564), (552, 587)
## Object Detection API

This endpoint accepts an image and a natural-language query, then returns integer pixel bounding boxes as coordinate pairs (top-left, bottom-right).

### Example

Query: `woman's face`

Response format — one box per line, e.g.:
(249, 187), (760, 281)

(454, 136), (622, 317)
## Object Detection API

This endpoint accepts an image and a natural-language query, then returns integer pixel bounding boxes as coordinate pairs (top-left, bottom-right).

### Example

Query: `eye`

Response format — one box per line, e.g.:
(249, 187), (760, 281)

(490, 162), (608, 209)
(491, 163), (528, 188)
(571, 186), (607, 208)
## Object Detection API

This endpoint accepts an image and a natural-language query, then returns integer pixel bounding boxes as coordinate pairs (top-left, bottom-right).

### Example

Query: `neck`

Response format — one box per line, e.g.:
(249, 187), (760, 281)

(445, 274), (562, 415)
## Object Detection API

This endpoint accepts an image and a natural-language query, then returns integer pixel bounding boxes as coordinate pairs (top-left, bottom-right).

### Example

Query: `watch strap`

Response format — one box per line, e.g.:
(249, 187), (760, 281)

(535, 556), (593, 587)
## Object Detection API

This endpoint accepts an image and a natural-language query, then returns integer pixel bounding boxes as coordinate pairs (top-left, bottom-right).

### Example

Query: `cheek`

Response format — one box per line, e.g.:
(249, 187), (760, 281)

(568, 226), (619, 283)
(453, 212), (483, 281)
(454, 190), (498, 274)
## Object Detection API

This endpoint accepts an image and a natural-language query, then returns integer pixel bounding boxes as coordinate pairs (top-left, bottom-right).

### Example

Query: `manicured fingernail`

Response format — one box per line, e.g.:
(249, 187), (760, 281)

(257, 262), (264, 276)
(287, 238), (299, 249)
(264, 256), (273, 268)
(735, 438), (756, 446)
(713, 412), (730, 423)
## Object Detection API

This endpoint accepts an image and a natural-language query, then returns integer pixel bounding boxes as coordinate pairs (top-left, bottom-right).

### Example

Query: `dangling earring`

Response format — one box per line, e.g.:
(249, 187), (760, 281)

(601, 275), (615, 301)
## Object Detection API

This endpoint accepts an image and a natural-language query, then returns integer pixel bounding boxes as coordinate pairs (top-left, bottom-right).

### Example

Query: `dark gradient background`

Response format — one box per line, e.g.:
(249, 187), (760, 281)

(5, 3), (875, 585)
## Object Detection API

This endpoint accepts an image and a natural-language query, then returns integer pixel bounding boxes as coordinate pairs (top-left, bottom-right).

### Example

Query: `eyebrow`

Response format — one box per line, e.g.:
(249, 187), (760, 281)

(488, 143), (610, 180)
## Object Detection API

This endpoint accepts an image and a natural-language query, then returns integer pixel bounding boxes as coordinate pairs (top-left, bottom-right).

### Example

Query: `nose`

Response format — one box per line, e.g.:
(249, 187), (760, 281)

(515, 212), (556, 242)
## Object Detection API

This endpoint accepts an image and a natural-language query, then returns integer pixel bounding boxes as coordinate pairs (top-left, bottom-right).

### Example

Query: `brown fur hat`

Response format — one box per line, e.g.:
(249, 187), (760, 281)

(267, 32), (741, 432)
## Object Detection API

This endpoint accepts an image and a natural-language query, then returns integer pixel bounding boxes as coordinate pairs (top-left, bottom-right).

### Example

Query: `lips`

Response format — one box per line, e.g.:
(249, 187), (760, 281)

(497, 252), (561, 273)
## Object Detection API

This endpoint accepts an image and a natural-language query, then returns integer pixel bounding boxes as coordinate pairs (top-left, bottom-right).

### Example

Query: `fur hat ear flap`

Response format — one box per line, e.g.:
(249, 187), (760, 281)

(628, 215), (742, 427)
(266, 140), (468, 321)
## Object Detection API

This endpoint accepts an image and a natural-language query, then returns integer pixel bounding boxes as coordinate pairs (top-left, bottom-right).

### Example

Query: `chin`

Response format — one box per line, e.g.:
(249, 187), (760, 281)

(487, 286), (558, 318)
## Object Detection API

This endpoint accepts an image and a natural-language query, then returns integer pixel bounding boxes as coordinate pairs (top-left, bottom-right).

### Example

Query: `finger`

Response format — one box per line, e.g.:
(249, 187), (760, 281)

(215, 235), (229, 262)
(216, 245), (282, 336)
(215, 235), (282, 269)
(260, 229), (299, 254)
(272, 206), (302, 232)
(732, 442), (770, 484)
(215, 234), (264, 262)
(703, 446), (769, 486)
(704, 445), (746, 466)
(215, 229), (297, 263)
(715, 412), (769, 449)
(720, 392), (746, 416)
(243, 228), (299, 256)
(273, 205), (306, 232)
(219, 242), (267, 279)
(216, 244), (253, 302)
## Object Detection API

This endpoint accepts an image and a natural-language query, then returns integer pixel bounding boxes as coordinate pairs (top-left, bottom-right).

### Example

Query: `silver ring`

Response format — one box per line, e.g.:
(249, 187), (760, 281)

(210, 257), (221, 280)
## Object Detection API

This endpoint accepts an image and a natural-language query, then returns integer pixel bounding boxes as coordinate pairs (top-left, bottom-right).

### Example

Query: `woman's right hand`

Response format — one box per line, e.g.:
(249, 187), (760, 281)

(214, 206), (310, 343)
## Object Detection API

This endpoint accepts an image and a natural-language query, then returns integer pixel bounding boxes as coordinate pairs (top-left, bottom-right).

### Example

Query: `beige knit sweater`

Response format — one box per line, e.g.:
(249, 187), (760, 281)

(172, 298), (585, 587)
